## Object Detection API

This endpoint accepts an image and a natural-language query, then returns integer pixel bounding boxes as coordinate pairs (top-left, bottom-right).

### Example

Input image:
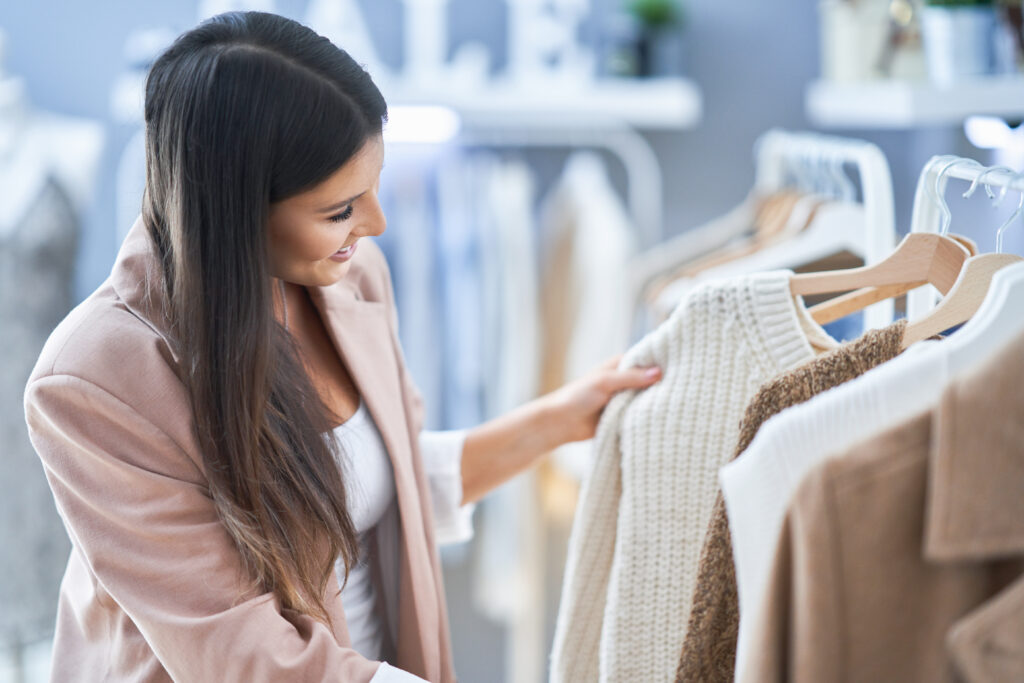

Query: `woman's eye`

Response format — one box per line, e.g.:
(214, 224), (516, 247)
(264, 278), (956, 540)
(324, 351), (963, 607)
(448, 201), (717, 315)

(328, 205), (354, 222)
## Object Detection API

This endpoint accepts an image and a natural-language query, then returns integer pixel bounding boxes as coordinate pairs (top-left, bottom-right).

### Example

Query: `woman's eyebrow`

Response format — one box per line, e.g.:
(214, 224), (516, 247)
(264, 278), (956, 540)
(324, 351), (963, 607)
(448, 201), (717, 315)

(317, 191), (367, 213)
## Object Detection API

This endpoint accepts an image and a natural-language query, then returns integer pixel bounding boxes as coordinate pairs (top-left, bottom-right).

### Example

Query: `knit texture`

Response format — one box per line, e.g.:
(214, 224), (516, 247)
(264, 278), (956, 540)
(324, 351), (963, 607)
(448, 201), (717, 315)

(674, 318), (906, 683)
(550, 271), (827, 683)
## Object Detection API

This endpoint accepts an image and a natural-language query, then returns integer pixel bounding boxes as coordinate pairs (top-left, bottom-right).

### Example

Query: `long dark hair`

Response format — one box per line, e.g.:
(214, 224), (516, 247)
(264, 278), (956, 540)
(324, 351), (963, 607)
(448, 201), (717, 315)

(140, 10), (387, 625)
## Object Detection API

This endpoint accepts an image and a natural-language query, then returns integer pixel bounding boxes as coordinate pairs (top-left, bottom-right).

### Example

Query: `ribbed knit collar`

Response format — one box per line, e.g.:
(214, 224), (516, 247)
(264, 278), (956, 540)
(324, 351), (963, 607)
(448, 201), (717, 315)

(739, 270), (839, 376)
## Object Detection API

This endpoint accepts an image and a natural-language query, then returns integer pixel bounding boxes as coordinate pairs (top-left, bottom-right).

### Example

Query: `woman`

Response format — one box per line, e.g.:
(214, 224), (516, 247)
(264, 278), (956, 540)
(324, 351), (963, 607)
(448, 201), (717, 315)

(24, 11), (661, 682)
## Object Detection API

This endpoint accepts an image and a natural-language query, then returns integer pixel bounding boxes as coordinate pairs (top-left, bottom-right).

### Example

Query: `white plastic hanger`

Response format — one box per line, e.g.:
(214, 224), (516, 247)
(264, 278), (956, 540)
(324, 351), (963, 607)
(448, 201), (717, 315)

(902, 167), (1024, 349)
(904, 155), (1015, 318)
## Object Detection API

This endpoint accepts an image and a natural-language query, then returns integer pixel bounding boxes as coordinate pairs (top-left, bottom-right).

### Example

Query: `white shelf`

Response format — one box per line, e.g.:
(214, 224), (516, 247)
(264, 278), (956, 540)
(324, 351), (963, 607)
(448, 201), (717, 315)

(382, 77), (702, 131)
(806, 76), (1024, 129)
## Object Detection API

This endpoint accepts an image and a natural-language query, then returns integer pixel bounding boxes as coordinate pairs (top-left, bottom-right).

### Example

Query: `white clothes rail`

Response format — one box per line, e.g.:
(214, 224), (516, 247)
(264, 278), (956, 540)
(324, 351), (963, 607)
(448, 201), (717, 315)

(753, 129), (897, 330)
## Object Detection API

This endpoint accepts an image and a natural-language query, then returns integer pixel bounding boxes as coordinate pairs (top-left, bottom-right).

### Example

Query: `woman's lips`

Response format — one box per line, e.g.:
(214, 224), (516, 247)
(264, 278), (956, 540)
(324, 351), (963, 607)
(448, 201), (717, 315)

(329, 240), (358, 262)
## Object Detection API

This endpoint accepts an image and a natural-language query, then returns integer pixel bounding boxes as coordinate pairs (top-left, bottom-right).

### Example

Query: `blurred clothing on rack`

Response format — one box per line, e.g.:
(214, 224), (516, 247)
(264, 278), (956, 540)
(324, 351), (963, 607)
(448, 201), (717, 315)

(376, 148), (447, 430)
(470, 154), (542, 623)
(1, 81), (102, 653)
(480, 157), (540, 420)
(435, 153), (486, 432)
(0, 178), (79, 648)
(539, 151), (637, 482)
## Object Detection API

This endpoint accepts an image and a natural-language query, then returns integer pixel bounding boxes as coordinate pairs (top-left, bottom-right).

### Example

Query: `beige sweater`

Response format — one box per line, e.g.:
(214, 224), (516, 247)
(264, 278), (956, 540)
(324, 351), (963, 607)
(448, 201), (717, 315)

(550, 271), (837, 683)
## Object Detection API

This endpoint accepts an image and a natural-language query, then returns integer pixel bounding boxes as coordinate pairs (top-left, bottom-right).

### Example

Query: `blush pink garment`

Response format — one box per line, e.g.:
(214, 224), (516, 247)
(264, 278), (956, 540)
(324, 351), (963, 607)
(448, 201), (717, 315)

(23, 215), (456, 682)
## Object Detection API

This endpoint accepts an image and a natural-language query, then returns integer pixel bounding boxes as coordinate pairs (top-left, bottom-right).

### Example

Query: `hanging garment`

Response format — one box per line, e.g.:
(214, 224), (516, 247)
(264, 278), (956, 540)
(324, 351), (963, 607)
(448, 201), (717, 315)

(435, 153), (487, 432)
(550, 270), (840, 683)
(721, 334), (958, 682)
(741, 330), (1024, 682)
(472, 156), (542, 622)
(0, 178), (78, 648)
(538, 151), (638, 481)
(481, 157), (540, 419)
(375, 153), (447, 430)
(675, 318), (907, 683)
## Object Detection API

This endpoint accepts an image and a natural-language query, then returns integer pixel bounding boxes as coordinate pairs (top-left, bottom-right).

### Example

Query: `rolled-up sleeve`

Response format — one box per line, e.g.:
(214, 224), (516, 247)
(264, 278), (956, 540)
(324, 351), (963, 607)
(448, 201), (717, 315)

(418, 429), (475, 545)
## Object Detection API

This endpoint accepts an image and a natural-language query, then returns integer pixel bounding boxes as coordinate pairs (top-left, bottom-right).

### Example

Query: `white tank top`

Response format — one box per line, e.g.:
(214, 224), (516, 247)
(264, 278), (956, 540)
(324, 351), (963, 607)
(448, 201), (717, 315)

(330, 399), (396, 661)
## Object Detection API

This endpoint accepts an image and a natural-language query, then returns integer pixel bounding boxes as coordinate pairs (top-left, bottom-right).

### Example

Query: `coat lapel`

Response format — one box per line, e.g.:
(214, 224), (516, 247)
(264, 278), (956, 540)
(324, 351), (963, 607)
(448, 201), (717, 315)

(305, 281), (442, 681)
(947, 573), (1024, 682)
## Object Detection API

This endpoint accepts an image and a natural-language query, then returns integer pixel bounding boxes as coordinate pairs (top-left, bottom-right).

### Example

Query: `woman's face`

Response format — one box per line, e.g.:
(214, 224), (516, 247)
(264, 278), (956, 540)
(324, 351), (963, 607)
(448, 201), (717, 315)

(267, 134), (386, 287)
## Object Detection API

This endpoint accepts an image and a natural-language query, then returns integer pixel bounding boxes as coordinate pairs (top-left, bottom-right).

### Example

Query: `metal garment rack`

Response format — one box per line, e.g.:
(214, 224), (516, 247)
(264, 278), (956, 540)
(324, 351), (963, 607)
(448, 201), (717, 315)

(454, 113), (665, 248)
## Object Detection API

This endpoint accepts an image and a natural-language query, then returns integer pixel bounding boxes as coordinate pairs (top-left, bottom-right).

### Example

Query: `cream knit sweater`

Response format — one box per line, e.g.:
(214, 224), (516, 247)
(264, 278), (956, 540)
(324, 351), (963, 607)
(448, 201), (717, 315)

(550, 271), (834, 683)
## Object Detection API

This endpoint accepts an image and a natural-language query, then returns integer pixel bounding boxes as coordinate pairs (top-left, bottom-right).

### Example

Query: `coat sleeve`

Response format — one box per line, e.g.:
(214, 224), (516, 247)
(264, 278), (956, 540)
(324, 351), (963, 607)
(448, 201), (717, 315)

(24, 372), (388, 683)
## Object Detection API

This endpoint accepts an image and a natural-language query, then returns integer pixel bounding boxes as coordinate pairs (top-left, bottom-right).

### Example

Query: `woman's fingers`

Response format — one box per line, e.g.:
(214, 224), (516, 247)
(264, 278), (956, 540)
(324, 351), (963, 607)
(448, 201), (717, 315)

(601, 365), (662, 393)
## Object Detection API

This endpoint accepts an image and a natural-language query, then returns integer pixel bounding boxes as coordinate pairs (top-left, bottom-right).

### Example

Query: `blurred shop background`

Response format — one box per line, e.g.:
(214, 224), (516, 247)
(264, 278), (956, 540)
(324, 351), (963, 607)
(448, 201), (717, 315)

(2, 1), (1023, 681)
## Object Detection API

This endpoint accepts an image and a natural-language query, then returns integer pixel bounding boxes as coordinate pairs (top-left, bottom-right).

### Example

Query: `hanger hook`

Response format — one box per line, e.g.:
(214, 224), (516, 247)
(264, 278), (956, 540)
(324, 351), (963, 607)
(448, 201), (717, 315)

(962, 165), (1014, 199)
(995, 176), (1024, 254)
(923, 155), (960, 231)
(933, 157), (984, 235)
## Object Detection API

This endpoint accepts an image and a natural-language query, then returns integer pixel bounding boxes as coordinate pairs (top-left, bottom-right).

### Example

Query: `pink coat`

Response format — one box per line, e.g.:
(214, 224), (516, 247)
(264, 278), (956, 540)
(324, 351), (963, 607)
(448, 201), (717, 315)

(24, 216), (456, 682)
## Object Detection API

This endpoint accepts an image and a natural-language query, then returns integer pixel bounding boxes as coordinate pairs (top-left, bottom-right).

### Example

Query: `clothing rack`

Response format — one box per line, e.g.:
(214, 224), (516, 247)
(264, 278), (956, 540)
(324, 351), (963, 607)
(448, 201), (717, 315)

(454, 115), (663, 248)
(753, 129), (896, 330)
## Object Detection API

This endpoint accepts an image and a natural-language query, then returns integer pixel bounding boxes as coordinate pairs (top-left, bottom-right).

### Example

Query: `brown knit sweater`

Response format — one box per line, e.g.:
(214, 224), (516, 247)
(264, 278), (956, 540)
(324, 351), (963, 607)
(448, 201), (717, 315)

(674, 319), (907, 683)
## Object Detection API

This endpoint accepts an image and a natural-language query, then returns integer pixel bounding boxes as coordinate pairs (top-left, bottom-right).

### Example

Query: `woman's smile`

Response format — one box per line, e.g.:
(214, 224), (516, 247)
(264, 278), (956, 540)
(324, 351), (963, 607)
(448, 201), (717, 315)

(329, 241), (358, 262)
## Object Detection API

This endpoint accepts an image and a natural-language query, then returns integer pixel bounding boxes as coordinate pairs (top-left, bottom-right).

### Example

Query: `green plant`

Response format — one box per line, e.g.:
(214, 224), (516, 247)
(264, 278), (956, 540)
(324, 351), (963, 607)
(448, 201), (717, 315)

(923, 0), (993, 6)
(627, 0), (683, 28)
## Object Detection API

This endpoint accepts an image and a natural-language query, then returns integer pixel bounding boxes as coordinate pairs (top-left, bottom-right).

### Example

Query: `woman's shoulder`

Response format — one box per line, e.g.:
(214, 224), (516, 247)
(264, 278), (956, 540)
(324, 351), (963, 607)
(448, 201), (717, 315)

(26, 278), (190, 428)
(24, 277), (203, 480)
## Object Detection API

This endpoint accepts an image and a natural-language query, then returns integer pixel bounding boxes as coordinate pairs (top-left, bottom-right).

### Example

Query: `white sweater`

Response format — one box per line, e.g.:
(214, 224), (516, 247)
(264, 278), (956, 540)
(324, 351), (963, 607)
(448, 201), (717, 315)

(550, 270), (836, 683)
(721, 339), (943, 683)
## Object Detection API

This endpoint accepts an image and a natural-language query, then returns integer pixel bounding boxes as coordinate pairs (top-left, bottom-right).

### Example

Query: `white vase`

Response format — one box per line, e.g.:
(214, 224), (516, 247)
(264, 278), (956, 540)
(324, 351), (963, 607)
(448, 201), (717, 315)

(921, 5), (997, 86)
(819, 0), (893, 82)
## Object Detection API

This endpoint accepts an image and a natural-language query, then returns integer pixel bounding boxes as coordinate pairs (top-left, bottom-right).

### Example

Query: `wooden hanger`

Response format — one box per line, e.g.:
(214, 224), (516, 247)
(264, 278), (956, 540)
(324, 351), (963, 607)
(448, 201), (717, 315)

(642, 189), (805, 304)
(901, 251), (1023, 348)
(805, 233), (976, 324)
(946, 261), (1024, 376)
(672, 191), (821, 280)
(797, 157), (991, 325)
(791, 232), (970, 323)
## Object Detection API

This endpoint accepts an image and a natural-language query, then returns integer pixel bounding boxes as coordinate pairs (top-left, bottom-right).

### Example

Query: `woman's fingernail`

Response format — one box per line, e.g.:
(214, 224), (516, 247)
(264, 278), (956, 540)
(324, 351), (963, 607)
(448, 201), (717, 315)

(644, 367), (662, 378)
